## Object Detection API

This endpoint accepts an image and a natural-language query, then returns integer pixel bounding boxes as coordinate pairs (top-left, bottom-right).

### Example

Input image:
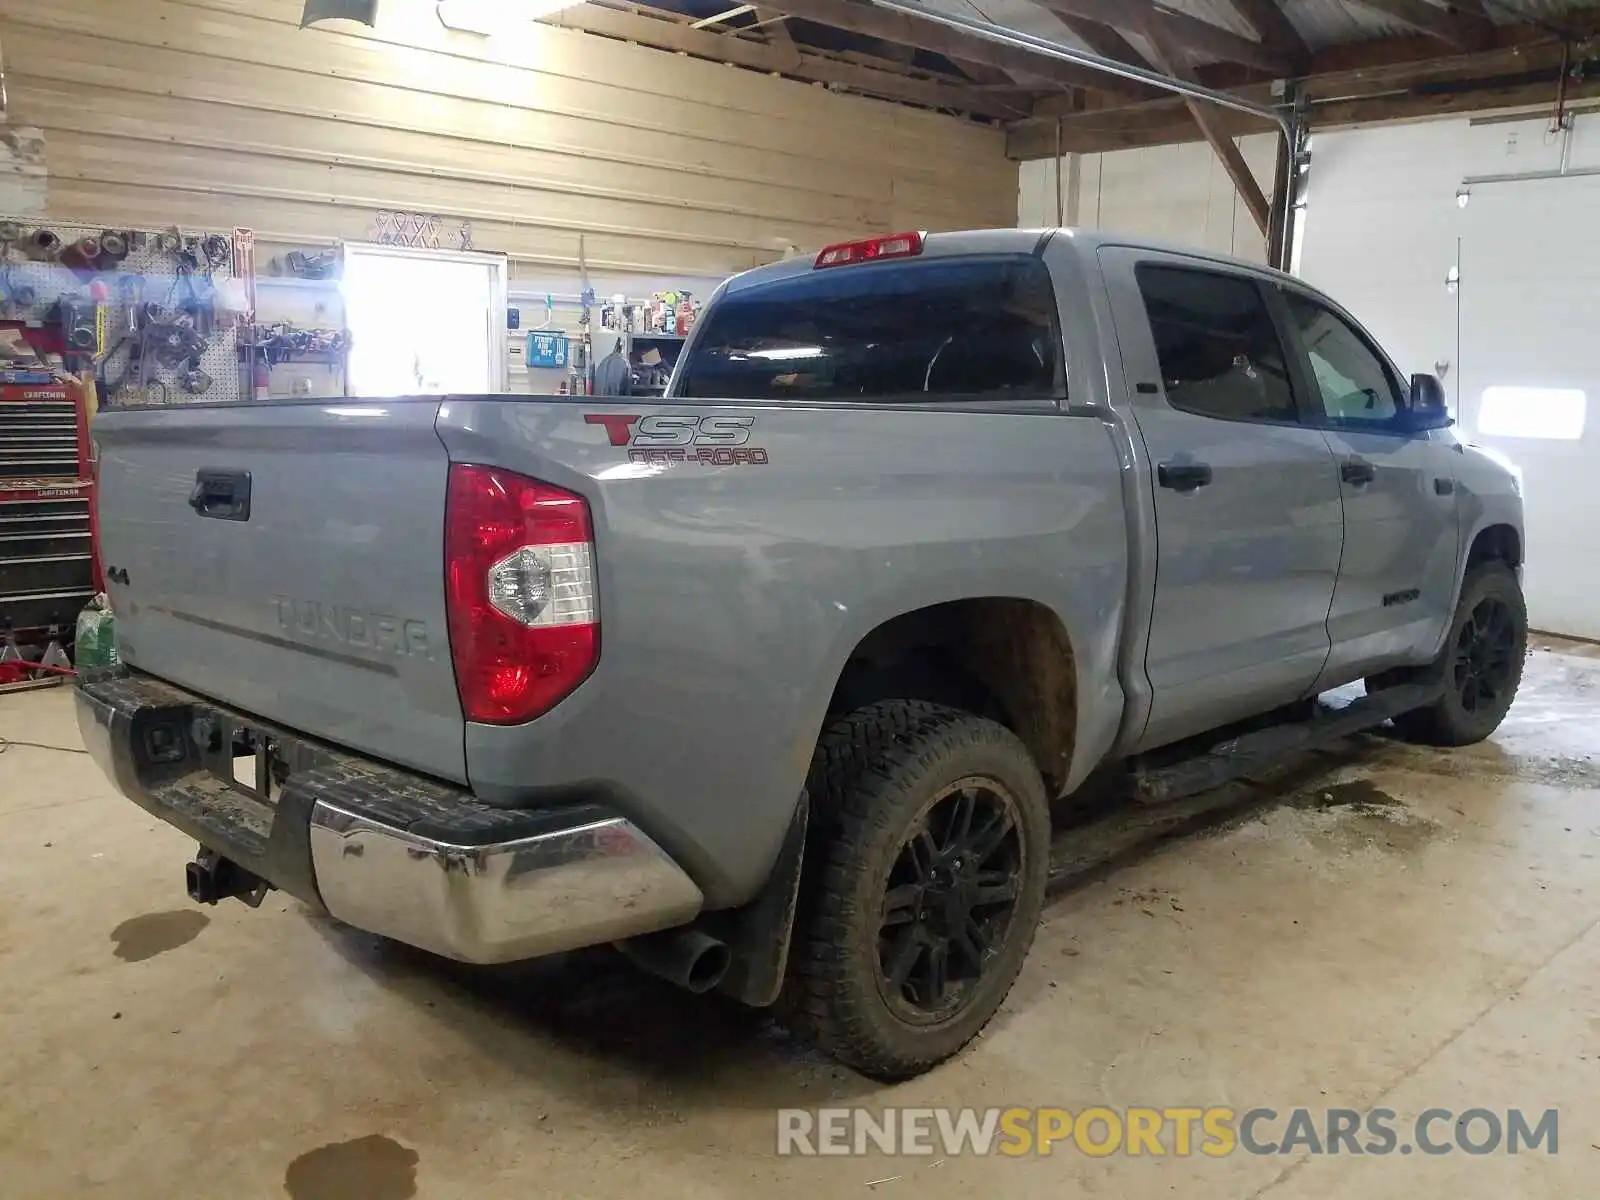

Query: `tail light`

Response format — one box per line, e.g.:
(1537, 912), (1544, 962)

(815, 231), (923, 268)
(444, 464), (598, 724)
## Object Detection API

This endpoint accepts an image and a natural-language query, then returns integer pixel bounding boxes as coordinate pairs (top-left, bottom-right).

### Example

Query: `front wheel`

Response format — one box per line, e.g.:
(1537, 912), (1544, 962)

(784, 700), (1050, 1081)
(1376, 562), (1527, 746)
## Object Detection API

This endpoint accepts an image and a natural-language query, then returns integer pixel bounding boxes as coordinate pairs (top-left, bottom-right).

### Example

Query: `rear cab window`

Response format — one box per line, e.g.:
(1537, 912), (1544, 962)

(675, 255), (1065, 403)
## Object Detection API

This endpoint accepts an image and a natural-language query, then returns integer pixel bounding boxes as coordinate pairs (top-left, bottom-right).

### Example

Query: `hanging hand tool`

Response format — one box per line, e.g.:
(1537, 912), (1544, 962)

(98, 230), (130, 266)
(59, 235), (106, 282)
(26, 228), (61, 260)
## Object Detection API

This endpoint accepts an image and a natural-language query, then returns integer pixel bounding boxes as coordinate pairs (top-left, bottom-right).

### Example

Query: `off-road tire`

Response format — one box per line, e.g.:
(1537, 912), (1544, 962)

(783, 700), (1050, 1081)
(1375, 562), (1527, 747)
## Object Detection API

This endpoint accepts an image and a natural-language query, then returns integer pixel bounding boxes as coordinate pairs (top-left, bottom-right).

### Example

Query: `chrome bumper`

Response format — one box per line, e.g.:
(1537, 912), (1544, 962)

(308, 803), (703, 964)
(75, 667), (704, 965)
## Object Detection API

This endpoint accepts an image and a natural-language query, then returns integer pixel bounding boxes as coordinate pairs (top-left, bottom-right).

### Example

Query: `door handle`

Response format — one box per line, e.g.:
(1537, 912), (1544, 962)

(188, 469), (252, 521)
(1157, 462), (1213, 492)
(1339, 458), (1377, 486)
(1434, 477), (1455, 496)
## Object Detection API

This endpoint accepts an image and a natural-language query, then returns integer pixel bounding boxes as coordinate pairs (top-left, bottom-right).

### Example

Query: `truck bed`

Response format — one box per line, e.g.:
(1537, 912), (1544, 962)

(93, 393), (1129, 906)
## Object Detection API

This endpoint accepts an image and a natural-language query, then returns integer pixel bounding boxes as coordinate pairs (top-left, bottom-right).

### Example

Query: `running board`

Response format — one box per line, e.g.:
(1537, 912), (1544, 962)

(1131, 682), (1443, 806)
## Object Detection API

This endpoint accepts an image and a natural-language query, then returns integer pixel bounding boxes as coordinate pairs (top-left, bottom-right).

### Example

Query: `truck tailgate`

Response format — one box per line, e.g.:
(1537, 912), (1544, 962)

(93, 399), (466, 783)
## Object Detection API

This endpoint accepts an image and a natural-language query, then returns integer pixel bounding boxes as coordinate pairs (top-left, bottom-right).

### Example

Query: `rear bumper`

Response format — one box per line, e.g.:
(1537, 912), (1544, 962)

(75, 667), (703, 964)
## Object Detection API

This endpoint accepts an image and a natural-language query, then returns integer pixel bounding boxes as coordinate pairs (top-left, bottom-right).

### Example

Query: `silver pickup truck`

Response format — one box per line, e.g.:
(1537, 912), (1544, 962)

(79, 228), (1525, 1080)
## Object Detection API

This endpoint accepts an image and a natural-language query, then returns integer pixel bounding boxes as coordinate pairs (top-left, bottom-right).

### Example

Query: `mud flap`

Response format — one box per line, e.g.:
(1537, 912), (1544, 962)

(713, 791), (808, 1008)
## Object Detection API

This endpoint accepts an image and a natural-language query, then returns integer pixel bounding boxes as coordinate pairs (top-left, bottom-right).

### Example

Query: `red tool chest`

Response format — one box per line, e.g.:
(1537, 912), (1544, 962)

(0, 381), (97, 641)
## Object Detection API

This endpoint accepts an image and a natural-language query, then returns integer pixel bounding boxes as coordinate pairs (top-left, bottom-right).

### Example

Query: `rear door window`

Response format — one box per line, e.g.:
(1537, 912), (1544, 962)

(675, 255), (1063, 403)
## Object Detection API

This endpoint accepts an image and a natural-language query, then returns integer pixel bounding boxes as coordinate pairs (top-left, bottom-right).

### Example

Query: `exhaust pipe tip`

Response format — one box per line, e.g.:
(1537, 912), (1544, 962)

(617, 928), (732, 995)
(684, 939), (732, 994)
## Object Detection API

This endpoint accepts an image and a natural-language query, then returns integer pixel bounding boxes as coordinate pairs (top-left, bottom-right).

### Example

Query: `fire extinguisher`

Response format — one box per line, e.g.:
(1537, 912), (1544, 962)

(252, 349), (271, 401)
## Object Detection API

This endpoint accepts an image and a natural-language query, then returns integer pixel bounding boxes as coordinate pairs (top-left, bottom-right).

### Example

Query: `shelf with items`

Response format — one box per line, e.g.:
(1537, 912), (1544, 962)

(626, 331), (687, 395)
(236, 321), (349, 400)
(253, 274), (341, 294)
(508, 279), (708, 395)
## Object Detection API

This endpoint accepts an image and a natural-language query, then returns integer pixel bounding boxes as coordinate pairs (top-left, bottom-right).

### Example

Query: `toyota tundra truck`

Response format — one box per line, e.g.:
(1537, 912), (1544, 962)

(78, 228), (1525, 1080)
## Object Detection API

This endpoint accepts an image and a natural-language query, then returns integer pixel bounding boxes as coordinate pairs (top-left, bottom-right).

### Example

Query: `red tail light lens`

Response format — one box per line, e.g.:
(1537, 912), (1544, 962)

(815, 231), (924, 268)
(445, 464), (598, 724)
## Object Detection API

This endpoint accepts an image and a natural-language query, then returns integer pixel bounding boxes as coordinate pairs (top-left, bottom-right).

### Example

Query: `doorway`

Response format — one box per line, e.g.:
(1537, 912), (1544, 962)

(341, 243), (509, 397)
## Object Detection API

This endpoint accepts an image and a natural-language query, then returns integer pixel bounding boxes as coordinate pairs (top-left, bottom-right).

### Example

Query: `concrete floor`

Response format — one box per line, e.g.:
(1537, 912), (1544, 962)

(2, 644), (1598, 1199)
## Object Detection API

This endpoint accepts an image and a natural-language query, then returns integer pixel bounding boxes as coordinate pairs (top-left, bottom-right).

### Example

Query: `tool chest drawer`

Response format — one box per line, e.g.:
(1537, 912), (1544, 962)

(0, 483), (94, 633)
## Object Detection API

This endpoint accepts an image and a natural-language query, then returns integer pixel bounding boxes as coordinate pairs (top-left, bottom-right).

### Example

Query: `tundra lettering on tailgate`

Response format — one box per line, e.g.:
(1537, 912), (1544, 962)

(273, 596), (433, 659)
(585, 413), (770, 466)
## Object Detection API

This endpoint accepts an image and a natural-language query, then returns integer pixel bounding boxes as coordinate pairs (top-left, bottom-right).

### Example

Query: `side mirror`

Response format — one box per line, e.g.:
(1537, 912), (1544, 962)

(1405, 373), (1454, 431)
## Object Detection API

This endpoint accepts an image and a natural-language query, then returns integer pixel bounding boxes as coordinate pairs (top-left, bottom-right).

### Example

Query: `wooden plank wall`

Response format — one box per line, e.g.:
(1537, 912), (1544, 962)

(0, 0), (1017, 280)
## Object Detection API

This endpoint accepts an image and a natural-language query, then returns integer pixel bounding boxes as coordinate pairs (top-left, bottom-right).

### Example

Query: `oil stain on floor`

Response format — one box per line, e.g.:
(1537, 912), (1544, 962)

(1290, 779), (1442, 854)
(109, 910), (210, 962)
(284, 1135), (419, 1200)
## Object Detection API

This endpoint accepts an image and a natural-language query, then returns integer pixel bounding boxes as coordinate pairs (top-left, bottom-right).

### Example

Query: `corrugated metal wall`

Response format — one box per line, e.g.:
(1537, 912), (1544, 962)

(0, 0), (1017, 279)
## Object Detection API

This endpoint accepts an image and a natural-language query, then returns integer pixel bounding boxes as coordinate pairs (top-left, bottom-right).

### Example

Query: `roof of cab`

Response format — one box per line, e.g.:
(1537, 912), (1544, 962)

(717, 227), (1293, 298)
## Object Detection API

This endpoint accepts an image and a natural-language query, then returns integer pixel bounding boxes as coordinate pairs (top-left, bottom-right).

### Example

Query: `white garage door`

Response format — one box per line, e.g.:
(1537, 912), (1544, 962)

(1459, 174), (1600, 638)
(1300, 117), (1600, 640)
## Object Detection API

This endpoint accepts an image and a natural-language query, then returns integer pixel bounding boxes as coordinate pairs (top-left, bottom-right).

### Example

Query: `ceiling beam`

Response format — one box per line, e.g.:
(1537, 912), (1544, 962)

(1302, 35), (1574, 101)
(756, 8), (805, 69)
(1008, 95), (1267, 155)
(759, 0), (1153, 96)
(1345, 0), (1495, 50)
(1226, 0), (1308, 62)
(944, 58), (1023, 86)
(1058, 16), (1156, 71)
(879, 37), (915, 64)
(1008, 37), (1600, 159)
(1140, 16), (1270, 234)
(554, 5), (1029, 117)
(1033, 0), (1290, 73)
(1312, 72), (1600, 125)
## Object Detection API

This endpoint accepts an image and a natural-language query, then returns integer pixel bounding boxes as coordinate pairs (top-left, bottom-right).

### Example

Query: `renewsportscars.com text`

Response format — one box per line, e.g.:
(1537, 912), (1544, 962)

(776, 1106), (1559, 1158)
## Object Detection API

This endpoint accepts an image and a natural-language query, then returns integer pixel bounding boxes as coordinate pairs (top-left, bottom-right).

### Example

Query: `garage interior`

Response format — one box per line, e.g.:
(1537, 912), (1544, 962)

(2, 0), (1599, 1196)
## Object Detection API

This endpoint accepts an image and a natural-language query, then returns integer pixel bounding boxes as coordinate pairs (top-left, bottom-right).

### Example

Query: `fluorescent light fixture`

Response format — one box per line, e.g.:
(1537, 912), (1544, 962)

(1478, 386), (1586, 440)
(746, 346), (825, 361)
(301, 0), (377, 28)
(437, 0), (574, 35)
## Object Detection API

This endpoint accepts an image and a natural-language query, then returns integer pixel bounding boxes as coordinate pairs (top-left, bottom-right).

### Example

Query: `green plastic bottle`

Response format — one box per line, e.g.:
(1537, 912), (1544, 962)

(74, 597), (119, 670)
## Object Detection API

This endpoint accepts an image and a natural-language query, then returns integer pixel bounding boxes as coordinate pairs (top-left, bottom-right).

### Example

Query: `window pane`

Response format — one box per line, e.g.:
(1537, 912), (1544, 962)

(1478, 387), (1586, 440)
(1282, 291), (1402, 427)
(676, 256), (1061, 403)
(1135, 266), (1296, 423)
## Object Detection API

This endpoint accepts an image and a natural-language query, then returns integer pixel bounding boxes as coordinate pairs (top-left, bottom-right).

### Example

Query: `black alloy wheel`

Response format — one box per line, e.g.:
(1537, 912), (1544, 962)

(1378, 561), (1527, 747)
(784, 700), (1050, 1080)
(876, 778), (1025, 1024)
(1453, 595), (1518, 715)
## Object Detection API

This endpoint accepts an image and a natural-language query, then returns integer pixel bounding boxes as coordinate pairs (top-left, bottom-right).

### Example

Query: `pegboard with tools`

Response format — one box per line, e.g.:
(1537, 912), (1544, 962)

(0, 217), (244, 404)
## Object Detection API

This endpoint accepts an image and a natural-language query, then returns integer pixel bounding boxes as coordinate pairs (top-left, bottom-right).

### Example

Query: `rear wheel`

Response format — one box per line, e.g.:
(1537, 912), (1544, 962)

(1375, 562), (1527, 746)
(784, 700), (1049, 1081)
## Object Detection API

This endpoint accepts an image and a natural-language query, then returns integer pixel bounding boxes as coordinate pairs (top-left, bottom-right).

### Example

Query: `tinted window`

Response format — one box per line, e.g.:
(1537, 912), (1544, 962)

(1282, 291), (1405, 428)
(1136, 265), (1296, 423)
(676, 256), (1061, 402)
